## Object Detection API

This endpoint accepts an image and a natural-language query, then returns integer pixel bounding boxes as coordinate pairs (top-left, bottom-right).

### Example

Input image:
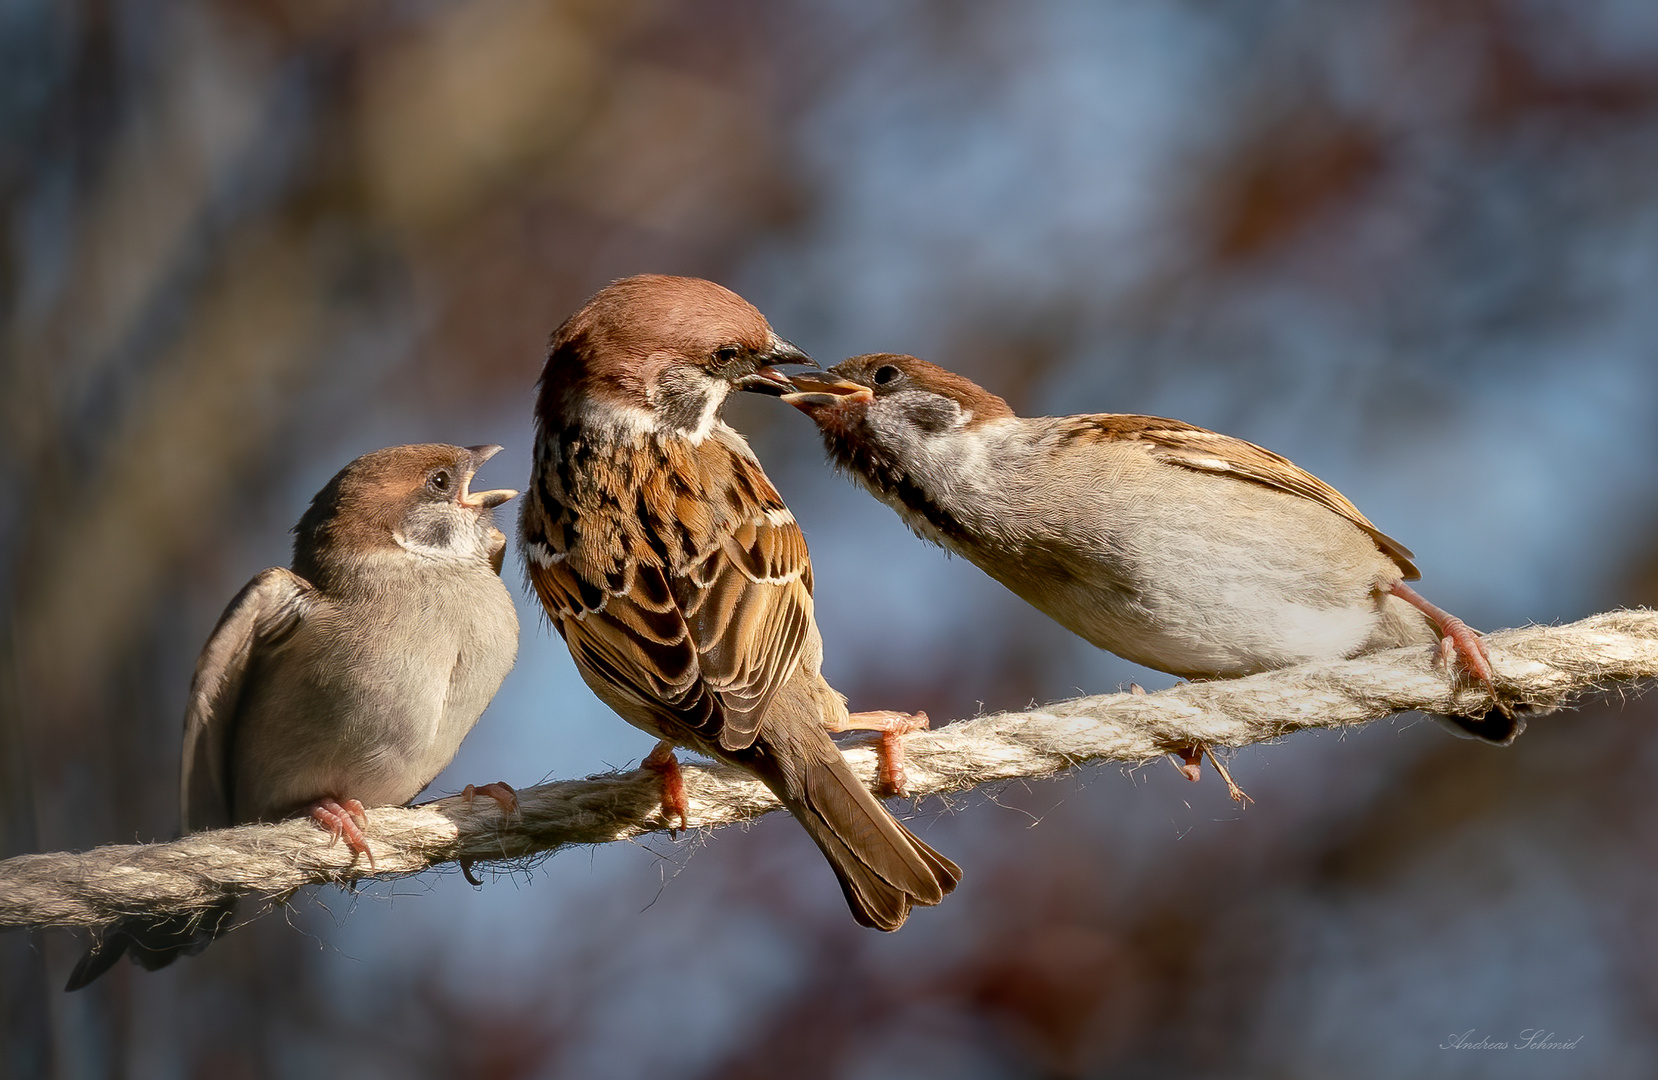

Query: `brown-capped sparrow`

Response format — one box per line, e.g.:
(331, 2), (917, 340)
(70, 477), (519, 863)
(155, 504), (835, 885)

(67, 444), (520, 990)
(768, 354), (1518, 789)
(520, 276), (960, 931)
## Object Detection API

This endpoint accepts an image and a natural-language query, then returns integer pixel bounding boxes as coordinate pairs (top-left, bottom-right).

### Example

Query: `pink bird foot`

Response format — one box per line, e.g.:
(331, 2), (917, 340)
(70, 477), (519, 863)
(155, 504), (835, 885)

(643, 740), (689, 833)
(838, 710), (931, 797)
(462, 781), (520, 818)
(308, 797), (373, 868)
(1390, 582), (1509, 716)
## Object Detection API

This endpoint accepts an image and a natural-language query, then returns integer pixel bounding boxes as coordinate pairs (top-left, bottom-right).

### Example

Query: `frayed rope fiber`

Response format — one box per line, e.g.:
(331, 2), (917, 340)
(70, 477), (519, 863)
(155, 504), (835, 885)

(4, 610), (1655, 933)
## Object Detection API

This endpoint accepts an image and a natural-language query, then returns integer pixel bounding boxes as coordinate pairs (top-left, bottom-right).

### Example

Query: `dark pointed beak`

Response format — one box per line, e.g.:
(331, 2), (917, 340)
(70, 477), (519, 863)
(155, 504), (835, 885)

(461, 445), (518, 509)
(765, 336), (815, 367)
(779, 372), (875, 410)
(737, 366), (798, 396)
(737, 336), (818, 396)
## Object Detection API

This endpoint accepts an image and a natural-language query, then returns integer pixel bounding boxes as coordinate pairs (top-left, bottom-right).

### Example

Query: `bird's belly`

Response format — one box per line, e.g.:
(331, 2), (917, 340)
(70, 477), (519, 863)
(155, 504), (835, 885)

(988, 487), (1396, 678)
(1051, 582), (1381, 677)
(232, 607), (515, 820)
(232, 675), (447, 820)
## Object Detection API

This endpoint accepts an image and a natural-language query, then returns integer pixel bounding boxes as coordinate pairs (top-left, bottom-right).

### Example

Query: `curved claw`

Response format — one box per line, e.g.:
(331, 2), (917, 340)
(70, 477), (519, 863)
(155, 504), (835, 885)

(1391, 582), (1510, 717)
(309, 797), (374, 868)
(462, 781), (520, 819)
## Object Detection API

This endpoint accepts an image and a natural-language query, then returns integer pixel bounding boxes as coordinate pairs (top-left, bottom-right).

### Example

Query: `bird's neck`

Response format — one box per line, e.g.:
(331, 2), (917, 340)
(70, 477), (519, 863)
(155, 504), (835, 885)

(304, 546), (494, 604)
(563, 384), (735, 447)
(830, 417), (1029, 550)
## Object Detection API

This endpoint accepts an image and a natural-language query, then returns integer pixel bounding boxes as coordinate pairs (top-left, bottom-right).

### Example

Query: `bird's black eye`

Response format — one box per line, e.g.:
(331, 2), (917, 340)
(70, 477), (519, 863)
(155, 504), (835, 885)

(709, 344), (749, 379)
(427, 468), (453, 494)
(872, 364), (902, 386)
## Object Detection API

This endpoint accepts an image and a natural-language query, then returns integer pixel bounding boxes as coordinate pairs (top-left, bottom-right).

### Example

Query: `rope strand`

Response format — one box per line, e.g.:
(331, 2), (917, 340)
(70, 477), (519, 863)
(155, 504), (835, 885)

(4, 609), (1653, 933)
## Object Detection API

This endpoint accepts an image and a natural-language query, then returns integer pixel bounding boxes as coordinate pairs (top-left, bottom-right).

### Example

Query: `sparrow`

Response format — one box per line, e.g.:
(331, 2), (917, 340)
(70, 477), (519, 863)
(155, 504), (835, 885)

(769, 354), (1518, 779)
(67, 444), (521, 990)
(520, 275), (960, 931)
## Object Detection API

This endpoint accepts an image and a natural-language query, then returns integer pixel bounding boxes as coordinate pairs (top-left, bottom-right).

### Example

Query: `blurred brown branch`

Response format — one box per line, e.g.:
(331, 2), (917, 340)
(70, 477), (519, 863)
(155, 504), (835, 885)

(3, 609), (1654, 934)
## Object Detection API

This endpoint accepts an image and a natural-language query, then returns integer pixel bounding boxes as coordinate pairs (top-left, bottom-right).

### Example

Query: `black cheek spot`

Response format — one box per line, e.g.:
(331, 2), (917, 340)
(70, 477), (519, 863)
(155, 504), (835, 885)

(902, 397), (960, 434)
(407, 514), (455, 550)
(657, 367), (719, 434)
(660, 391), (709, 435)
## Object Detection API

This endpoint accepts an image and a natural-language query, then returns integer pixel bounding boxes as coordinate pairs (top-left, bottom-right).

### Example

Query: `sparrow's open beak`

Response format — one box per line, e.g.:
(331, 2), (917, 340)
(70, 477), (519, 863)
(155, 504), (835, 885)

(779, 372), (875, 410)
(461, 444), (519, 509)
(738, 365), (799, 396)
(737, 336), (818, 396)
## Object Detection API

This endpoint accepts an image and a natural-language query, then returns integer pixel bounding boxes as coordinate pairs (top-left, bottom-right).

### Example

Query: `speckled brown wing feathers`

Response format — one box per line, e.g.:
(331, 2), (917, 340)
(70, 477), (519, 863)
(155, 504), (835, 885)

(527, 435), (815, 752)
(1072, 414), (1421, 580)
(691, 513), (815, 749)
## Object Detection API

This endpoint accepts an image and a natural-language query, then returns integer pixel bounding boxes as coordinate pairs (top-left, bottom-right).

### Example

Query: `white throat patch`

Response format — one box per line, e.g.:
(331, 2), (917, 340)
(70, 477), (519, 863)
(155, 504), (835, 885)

(579, 397), (659, 441)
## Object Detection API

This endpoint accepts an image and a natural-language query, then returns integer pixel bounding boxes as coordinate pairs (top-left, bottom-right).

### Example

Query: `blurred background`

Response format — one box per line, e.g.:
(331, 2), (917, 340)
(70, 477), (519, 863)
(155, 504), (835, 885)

(5, 0), (1658, 1076)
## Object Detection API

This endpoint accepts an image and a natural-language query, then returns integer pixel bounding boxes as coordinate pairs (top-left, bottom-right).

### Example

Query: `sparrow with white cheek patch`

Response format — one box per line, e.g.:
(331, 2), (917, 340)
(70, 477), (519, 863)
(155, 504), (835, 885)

(67, 444), (520, 990)
(520, 276), (960, 932)
(771, 354), (1518, 788)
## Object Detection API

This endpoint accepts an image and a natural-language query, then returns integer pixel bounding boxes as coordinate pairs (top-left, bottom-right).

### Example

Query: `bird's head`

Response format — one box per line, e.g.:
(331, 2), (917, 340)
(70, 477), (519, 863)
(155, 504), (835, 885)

(771, 353), (1013, 459)
(537, 275), (812, 442)
(294, 443), (518, 584)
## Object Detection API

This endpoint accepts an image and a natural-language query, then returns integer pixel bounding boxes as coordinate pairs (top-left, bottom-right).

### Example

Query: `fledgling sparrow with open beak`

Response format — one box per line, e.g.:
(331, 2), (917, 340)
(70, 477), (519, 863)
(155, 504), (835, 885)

(67, 444), (520, 990)
(520, 276), (960, 931)
(771, 354), (1517, 786)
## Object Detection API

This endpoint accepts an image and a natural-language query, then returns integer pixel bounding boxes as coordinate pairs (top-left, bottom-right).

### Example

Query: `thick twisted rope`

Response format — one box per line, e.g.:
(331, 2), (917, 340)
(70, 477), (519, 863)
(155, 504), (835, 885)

(3, 610), (1653, 932)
